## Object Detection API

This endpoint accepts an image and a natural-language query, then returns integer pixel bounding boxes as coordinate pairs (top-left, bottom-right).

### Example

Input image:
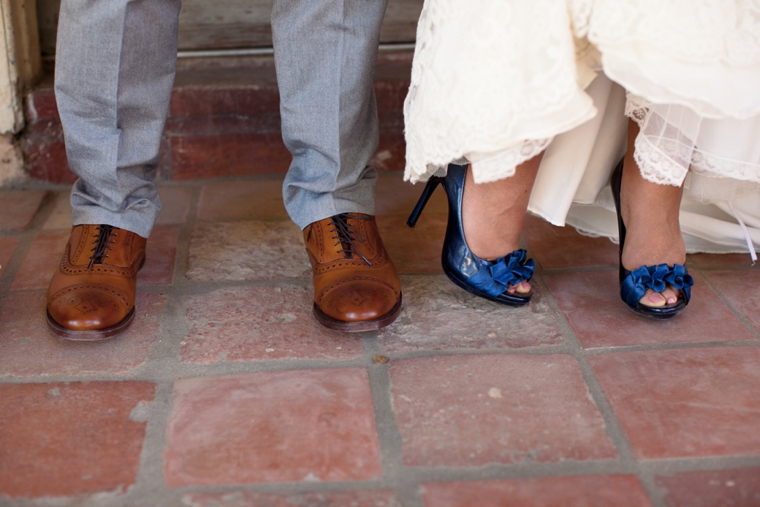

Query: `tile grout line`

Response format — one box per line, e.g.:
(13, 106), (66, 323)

(127, 380), (183, 506)
(6, 322), (759, 385)
(529, 275), (665, 505)
(169, 184), (202, 289)
(0, 190), (58, 312)
(363, 335), (425, 507)
(0, 230), (38, 306)
(690, 264), (760, 342)
(0, 356), (380, 384)
(106, 183), (201, 507)
(637, 455), (760, 474)
(389, 460), (645, 483)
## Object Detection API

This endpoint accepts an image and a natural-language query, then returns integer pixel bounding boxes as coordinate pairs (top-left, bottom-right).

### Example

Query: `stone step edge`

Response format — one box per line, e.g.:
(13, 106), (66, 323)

(21, 53), (413, 184)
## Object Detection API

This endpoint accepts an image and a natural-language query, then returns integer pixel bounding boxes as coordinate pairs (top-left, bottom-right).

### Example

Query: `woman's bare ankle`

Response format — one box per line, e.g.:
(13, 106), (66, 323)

(461, 156), (542, 261)
(620, 124), (685, 271)
(620, 181), (686, 270)
(620, 121), (686, 308)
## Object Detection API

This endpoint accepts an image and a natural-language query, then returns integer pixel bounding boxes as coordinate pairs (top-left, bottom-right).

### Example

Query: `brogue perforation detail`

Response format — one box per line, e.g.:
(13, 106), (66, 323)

(49, 282), (132, 308)
(72, 229), (88, 261)
(315, 225), (324, 261)
(317, 275), (400, 304)
(125, 230), (135, 260)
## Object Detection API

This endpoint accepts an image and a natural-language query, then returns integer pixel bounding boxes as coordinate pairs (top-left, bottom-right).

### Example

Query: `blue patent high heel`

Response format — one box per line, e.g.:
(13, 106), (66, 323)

(407, 164), (534, 306)
(610, 159), (693, 319)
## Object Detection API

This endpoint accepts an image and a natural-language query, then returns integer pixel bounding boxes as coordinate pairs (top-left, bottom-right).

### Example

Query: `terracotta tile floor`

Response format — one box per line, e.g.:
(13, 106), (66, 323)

(1, 172), (759, 507)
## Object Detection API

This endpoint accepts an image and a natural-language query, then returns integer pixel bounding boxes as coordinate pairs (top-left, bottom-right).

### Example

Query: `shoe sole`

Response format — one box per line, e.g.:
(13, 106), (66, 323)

(443, 266), (532, 307)
(313, 294), (403, 332)
(46, 308), (136, 342)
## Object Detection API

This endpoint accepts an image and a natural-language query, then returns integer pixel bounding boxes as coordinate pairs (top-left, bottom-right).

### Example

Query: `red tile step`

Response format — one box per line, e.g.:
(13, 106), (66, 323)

(22, 53), (412, 184)
(589, 347), (760, 460)
(0, 381), (155, 498)
(164, 369), (382, 486)
(389, 354), (617, 468)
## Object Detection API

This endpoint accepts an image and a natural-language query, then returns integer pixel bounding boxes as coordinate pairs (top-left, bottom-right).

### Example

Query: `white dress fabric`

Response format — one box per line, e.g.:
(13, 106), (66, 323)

(403, 0), (760, 256)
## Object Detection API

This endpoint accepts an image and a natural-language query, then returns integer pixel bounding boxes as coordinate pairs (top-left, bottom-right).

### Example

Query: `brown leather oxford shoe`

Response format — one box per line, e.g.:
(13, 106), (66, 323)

(304, 213), (402, 332)
(46, 224), (146, 341)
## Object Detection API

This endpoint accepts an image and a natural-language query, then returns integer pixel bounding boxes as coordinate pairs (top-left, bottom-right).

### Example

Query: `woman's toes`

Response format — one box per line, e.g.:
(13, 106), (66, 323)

(639, 289), (667, 308)
(508, 280), (531, 294)
(661, 286), (680, 305)
(516, 280), (531, 294)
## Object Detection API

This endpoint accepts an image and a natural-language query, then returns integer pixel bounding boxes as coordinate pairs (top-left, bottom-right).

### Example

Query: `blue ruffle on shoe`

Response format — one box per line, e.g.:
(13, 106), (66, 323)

(470, 250), (535, 298)
(621, 263), (694, 310)
(407, 164), (534, 306)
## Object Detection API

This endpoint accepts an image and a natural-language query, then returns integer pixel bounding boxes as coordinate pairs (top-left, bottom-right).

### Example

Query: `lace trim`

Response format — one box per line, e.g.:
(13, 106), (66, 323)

(627, 93), (760, 186)
(404, 0), (588, 183)
(691, 150), (760, 185)
(626, 93), (687, 185)
(624, 93), (648, 124)
(406, 138), (553, 185)
(470, 138), (553, 184)
(631, 135), (687, 186)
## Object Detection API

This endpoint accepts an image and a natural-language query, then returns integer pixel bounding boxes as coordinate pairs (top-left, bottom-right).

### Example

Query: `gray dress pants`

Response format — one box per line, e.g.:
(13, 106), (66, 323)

(55, 0), (388, 237)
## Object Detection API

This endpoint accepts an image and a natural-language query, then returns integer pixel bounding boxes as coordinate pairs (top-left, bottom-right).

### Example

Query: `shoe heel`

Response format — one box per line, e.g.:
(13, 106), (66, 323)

(610, 159), (627, 284)
(407, 177), (442, 228)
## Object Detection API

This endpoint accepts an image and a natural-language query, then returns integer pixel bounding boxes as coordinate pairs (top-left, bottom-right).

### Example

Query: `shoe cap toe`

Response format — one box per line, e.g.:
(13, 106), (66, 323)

(319, 280), (399, 323)
(48, 289), (129, 331)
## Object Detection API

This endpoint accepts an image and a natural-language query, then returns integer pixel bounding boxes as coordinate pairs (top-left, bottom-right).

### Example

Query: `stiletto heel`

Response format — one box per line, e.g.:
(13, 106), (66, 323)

(407, 163), (534, 306)
(610, 159), (694, 319)
(407, 177), (442, 227)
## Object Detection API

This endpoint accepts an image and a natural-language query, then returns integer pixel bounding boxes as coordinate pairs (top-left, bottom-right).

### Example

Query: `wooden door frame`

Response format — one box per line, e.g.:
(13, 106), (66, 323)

(0, 0), (41, 134)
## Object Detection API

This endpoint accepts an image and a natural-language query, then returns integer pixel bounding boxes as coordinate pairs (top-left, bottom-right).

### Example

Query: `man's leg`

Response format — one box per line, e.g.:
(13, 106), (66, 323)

(47, 0), (181, 340)
(272, 0), (386, 228)
(272, 0), (402, 331)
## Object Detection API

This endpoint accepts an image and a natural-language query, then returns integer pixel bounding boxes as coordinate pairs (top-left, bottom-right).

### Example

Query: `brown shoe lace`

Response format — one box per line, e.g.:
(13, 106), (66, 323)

(87, 224), (117, 269)
(329, 213), (372, 266)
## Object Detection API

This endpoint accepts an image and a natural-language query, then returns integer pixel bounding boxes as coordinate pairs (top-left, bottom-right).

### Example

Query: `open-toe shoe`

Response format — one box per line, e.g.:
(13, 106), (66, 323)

(407, 164), (534, 306)
(610, 160), (694, 319)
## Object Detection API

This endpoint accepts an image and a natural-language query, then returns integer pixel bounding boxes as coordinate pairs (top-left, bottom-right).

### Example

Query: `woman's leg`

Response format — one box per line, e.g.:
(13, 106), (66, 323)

(462, 153), (543, 294)
(620, 119), (686, 307)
